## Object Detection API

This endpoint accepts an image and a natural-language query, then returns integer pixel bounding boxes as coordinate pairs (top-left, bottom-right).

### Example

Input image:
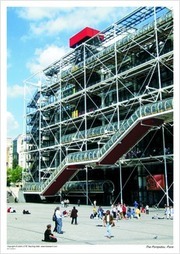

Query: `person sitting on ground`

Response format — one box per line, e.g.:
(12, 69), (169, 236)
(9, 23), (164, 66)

(141, 205), (146, 213)
(126, 207), (132, 219)
(63, 210), (68, 217)
(23, 209), (31, 214)
(97, 206), (104, 219)
(152, 213), (164, 219)
(131, 208), (136, 218)
(134, 207), (141, 219)
(42, 224), (57, 242)
(7, 207), (16, 213)
(92, 205), (97, 218)
(7, 207), (11, 213)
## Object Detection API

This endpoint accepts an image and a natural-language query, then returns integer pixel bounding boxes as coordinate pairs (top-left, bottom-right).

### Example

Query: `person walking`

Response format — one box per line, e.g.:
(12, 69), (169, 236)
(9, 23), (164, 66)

(70, 206), (78, 225)
(103, 210), (114, 238)
(55, 207), (63, 234)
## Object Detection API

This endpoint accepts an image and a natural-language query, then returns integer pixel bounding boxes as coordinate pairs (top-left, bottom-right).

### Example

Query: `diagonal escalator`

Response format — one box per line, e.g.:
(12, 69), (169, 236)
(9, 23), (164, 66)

(23, 97), (173, 197)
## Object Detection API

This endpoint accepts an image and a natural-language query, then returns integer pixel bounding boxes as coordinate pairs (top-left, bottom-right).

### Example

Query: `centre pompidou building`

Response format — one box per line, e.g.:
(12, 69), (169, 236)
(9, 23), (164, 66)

(23, 6), (173, 206)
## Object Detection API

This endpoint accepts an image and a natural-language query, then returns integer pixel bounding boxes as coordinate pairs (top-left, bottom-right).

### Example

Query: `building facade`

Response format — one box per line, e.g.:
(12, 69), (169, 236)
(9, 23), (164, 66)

(8, 134), (27, 168)
(6, 138), (13, 169)
(23, 7), (173, 206)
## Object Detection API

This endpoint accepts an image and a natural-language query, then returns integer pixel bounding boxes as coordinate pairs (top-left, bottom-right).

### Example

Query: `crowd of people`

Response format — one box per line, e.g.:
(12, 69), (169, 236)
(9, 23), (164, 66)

(164, 205), (174, 219)
(7, 199), (173, 242)
(110, 201), (149, 220)
(152, 204), (174, 220)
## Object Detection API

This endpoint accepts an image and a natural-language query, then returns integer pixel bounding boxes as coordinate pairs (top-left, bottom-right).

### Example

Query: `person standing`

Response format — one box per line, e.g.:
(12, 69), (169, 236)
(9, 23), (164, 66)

(93, 200), (97, 207)
(70, 206), (78, 225)
(103, 210), (114, 238)
(122, 203), (127, 218)
(169, 206), (174, 219)
(165, 205), (170, 219)
(53, 207), (58, 232)
(134, 200), (139, 208)
(77, 199), (80, 206)
(55, 207), (63, 234)
(145, 204), (149, 214)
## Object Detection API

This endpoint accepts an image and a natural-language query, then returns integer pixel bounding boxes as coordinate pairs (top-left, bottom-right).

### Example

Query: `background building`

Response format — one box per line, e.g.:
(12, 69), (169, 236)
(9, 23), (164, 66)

(12, 134), (27, 169)
(7, 135), (27, 170)
(23, 7), (173, 207)
(6, 138), (13, 169)
(7, 135), (27, 202)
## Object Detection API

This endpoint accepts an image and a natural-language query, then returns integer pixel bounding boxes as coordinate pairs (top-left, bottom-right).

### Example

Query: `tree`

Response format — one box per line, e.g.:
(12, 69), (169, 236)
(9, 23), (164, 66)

(7, 166), (23, 186)
(7, 168), (12, 186)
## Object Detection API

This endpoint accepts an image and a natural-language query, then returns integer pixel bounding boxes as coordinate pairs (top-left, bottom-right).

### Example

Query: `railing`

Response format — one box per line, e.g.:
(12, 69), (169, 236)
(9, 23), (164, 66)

(23, 97), (173, 193)
(66, 98), (173, 163)
(26, 10), (172, 112)
(59, 9), (172, 82)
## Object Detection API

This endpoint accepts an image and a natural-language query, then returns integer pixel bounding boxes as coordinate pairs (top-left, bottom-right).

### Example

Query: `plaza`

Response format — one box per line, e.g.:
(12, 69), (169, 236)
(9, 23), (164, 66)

(6, 202), (175, 253)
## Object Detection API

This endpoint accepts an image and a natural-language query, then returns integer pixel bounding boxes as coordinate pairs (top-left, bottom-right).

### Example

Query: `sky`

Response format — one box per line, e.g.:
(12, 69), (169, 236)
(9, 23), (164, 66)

(5, 2), (139, 140)
(2, 0), (178, 141)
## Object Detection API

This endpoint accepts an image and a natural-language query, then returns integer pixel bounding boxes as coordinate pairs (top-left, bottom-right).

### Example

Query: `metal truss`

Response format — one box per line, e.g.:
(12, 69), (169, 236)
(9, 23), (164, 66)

(23, 7), (173, 197)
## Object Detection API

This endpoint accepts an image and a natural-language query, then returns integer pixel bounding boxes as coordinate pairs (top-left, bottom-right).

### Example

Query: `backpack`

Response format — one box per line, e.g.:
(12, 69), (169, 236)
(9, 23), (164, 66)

(52, 213), (56, 221)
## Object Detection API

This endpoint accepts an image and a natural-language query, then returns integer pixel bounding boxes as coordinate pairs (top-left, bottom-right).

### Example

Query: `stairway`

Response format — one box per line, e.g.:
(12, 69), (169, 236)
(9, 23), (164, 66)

(23, 97), (173, 197)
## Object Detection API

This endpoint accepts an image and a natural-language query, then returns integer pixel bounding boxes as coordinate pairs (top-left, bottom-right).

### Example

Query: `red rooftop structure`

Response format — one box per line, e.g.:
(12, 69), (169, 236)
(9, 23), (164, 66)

(69, 27), (104, 48)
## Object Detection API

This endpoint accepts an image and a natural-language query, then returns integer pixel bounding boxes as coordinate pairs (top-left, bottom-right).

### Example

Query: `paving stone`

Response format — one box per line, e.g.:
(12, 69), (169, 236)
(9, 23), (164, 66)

(6, 202), (174, 253)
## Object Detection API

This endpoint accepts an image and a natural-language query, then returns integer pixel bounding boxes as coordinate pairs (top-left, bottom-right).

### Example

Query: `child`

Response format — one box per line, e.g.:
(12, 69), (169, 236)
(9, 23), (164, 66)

(42, 224), (57, 242)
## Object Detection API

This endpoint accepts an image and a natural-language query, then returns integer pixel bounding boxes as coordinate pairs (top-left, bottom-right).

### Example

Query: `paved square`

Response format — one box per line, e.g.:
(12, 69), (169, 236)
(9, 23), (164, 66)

(5, 202), (174, 253)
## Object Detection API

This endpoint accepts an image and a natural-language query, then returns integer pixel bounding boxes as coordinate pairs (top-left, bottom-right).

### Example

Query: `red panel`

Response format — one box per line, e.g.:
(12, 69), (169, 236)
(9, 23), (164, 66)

(43, 165), (80, 196)
(146, 174), (165, 190)
(42, 117), (163, 196)
(99, 118), (163, 164)
(70, 27), (103, 48)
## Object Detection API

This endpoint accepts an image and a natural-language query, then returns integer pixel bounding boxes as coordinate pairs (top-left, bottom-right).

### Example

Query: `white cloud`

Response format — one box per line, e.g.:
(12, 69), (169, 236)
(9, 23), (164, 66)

(29, 17), (64, 36)
(29, 7), (117, 36)
(7, 84), (24, 98)
(19, 7), (135, 37)
(26, 44), (68, 74)
(7, 111), (19, 130)
(7, 84), (38, 99)
(17, 7), (60, 21)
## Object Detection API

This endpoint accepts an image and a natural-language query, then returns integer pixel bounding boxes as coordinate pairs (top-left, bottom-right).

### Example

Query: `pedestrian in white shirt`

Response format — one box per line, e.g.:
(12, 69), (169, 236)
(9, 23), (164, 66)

(55, 207), (63, 234)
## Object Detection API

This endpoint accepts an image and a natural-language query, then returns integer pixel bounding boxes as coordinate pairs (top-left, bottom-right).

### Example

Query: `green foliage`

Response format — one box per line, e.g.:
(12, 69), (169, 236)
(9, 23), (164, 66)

(7, 168), (11, 186)
(7, 166), (23, 186)
(12, 158), (18, 169)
